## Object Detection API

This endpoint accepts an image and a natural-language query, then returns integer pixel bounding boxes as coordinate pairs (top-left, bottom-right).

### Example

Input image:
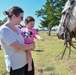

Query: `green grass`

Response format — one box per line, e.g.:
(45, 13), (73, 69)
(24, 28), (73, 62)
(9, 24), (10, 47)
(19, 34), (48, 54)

(1, 31), (76, 75)
(0, 50), (7, 75)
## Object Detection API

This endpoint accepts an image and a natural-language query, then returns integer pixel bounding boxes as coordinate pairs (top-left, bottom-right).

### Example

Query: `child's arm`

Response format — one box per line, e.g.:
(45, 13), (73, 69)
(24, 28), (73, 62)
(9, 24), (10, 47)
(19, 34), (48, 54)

(35, 35), (44, 41)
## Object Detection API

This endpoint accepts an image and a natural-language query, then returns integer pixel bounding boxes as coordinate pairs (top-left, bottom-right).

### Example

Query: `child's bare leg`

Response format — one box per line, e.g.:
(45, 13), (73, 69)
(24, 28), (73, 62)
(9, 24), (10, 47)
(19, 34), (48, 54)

(26, 50), (32, 71)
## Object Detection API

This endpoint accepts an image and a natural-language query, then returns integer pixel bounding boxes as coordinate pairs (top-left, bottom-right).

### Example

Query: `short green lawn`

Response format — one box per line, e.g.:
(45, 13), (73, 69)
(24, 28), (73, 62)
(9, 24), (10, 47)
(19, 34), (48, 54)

(0, 50), (7, 75)
(0, 31), (76, 75)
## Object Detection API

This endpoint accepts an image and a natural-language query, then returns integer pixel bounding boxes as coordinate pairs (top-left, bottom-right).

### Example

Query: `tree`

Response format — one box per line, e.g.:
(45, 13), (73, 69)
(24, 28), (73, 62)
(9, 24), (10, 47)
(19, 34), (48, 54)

(35, 0), (67, 36)
(2, 17), (7, 24)
(0, 17), (7, 26)
(0, 20), (3, 26)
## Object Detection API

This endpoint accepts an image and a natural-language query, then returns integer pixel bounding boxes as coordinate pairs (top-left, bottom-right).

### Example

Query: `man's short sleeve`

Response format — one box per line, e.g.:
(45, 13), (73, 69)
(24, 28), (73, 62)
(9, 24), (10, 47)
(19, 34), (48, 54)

(1, 28), (17, 45)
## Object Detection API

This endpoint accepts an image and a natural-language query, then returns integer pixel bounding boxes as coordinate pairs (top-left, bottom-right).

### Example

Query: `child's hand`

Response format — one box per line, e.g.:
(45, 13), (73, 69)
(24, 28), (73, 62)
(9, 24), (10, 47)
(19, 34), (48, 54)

(39, 38), (44, 41)
(36, 35), (44, 41)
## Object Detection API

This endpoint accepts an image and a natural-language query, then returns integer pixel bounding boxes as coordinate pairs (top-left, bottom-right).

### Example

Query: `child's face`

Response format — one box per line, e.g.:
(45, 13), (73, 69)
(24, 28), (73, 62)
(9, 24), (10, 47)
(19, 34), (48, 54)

(26, 21), (35, 29)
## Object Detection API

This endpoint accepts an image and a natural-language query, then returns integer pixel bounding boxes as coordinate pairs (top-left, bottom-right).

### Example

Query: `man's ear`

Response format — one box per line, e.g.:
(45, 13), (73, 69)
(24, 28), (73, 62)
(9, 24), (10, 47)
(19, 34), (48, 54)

(12, 15), (16, 19)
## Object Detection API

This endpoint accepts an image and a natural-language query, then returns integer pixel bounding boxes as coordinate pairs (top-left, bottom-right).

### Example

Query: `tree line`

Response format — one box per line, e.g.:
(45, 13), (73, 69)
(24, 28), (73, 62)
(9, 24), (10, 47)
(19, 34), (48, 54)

(0, 0), (67, 36)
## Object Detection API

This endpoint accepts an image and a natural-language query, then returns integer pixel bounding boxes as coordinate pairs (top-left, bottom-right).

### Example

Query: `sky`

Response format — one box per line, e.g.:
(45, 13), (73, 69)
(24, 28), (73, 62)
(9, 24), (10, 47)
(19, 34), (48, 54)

(0, 0), (46, 28)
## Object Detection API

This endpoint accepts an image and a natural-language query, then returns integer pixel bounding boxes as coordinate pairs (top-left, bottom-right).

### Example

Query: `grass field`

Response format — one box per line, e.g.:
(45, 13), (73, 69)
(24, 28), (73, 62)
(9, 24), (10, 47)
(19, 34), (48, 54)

(0, 31), (76, 75)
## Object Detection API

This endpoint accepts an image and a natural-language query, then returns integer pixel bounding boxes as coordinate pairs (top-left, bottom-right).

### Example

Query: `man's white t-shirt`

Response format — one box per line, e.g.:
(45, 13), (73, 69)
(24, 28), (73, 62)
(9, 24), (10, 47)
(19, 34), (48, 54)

(0, 25), (27, 72)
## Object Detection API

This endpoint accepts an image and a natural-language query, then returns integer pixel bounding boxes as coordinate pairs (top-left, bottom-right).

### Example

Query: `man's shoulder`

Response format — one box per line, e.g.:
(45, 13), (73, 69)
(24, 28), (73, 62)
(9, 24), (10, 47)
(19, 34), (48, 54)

(0, 25), (8, 32)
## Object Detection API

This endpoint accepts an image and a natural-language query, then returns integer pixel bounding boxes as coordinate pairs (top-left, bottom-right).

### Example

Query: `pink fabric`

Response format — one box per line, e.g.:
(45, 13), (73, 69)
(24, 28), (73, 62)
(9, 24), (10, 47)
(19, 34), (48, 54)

(21, 28), (38, 44)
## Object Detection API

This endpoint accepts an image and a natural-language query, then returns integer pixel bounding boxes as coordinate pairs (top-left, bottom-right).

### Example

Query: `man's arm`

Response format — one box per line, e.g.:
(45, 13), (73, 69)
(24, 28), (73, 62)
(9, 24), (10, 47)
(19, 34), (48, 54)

(9, 41), (35, 51)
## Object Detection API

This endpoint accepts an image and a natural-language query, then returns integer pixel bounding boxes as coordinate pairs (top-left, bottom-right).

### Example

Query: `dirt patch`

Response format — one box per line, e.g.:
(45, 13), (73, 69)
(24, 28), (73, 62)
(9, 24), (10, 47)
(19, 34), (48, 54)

(70, 65), (76, 73)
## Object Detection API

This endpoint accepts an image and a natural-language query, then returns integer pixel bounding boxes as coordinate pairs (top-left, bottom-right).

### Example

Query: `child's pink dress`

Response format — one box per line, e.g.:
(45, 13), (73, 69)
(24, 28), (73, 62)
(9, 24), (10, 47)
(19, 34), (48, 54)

(21, 28), (38, 44)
